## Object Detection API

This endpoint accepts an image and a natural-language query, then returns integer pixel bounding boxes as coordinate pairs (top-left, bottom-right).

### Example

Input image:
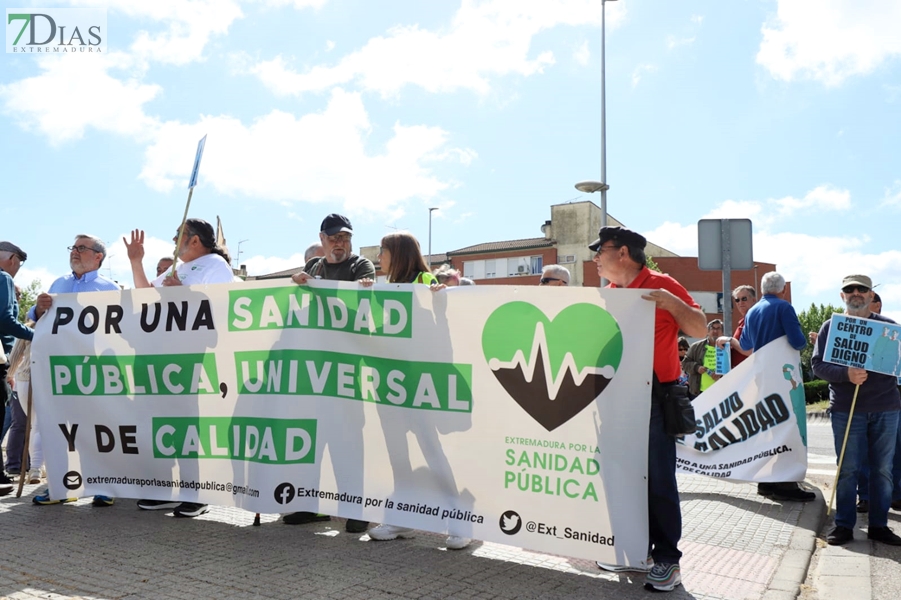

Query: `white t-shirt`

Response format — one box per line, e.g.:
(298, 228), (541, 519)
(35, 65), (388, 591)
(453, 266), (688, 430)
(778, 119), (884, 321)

(151, 253), (237, 287)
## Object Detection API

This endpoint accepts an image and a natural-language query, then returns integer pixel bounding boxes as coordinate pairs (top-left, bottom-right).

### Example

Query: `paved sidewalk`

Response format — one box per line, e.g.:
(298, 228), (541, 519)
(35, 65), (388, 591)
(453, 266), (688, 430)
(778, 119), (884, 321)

(0, 474), (825, 600)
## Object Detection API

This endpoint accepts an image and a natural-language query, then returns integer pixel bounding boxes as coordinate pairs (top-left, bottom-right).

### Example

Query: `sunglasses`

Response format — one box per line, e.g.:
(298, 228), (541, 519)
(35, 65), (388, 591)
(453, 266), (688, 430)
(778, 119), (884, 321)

(733, 295), (751, 303)
(842, 285), (870, 294)
(327, 233), (352, 243)
(540, 277), (565, 285)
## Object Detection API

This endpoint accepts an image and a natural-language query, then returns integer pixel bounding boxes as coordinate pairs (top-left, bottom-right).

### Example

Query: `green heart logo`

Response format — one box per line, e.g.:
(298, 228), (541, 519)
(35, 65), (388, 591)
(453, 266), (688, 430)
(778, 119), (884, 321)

(482, 302), (623, 431)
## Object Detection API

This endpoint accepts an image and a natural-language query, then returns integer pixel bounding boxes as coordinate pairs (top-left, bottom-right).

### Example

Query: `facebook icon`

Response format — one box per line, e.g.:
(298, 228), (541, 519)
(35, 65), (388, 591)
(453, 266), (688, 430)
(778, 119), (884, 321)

(274, 482), (295, 505)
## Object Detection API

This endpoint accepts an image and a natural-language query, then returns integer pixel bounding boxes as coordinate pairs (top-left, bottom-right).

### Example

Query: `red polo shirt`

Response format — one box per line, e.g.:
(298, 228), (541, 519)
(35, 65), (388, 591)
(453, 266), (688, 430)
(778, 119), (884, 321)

(609, 267), (699, 383)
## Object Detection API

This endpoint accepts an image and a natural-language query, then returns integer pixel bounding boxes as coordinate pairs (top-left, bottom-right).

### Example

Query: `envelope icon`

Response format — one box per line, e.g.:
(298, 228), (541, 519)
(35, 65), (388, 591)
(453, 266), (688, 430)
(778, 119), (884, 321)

(65, 474), (80, 486)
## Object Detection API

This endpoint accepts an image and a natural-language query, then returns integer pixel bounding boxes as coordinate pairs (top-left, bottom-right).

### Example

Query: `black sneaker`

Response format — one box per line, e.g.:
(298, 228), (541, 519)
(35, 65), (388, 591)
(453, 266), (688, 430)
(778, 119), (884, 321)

(0, 472), (12, 485)
(0, 484), (13, 497)
(771, 484), (815, 502)
(867, 526), (901, 546)
(345, 519), (369, 533)
(283, 511), (331, 525)
(827, 526), (854, 545)
(891, 499), (901, 511)
(173, 502), (210, 518)
(137, 499), (182, 511)
(857, 499), (869, 513)
(757, 483), (776, 498)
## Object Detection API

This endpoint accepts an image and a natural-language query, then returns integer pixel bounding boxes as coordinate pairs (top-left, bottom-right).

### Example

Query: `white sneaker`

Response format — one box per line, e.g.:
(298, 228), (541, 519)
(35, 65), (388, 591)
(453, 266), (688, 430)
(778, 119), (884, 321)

(368, 524), (415, 541)
(27, 469), (42, 484)
(446, 535), (472, 550)
(596, 555), (653, 573)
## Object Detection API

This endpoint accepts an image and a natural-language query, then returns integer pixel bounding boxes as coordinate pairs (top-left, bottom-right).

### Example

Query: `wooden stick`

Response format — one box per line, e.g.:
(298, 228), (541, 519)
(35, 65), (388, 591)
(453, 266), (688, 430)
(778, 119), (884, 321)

(169, 187), (195, 278)
(15, 383), (33, 498)
(827, 384), (860, 516)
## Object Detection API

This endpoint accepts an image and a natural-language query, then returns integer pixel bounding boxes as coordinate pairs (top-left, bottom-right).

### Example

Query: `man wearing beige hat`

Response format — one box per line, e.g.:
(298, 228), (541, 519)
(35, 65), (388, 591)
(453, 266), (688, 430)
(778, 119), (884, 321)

(0, 241), (34, 496)
(812, 274), (901, 546)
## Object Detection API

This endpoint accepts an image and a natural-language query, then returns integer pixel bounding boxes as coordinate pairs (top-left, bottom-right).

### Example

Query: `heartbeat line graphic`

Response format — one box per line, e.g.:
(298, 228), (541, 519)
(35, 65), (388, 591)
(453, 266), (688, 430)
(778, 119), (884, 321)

(487, 322), (616, 401)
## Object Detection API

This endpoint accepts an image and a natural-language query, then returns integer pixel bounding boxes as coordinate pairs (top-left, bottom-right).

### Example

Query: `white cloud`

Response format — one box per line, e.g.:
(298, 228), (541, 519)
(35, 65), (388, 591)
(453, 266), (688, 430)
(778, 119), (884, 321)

(573, 40), (590, 66)
(260, 0), (330, 8)
(691, 15), (704, 25)
(104, 233), (181, 286)
(64, 0), (244, 65)
(881, 181), (901, 207)
(642, 221), (696, 256)
(14, 266), (58, 293)
(757, 0), (901, 86)
(138, 88), (474, 218)
(631, 63), (657, 87)
(771, 184), (851, 215)
(0, 53), (161, 143)
(241, 252), (308, 276)
(666, 35), (695, 50)
(249, 0), (626, 97)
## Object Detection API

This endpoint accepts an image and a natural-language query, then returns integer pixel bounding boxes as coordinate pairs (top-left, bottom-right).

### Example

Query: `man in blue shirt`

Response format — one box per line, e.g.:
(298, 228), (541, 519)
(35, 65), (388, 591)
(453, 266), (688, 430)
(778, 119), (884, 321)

(739, 271), (813, 502)
(28, 235), (120, 507)
(0, 241), (34, 496)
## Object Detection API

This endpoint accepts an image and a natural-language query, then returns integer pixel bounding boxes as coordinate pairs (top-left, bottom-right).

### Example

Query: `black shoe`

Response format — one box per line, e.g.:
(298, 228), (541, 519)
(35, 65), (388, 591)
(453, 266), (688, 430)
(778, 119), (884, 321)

(857, 499), (870, 513)
(5, 468), (20, 476)
(891, 499), (901, 511)
(771, 484), (815, 502)
(757, 483), (776, 498)
(867, 526), (901, 546)
(283, 511), (331, 525)
(0, 484), (13, 497)
(173, 502), (210, 518)
(827, 526), (854, 545)
(0, 472), (12, 485)
(345, 519), (369, 533)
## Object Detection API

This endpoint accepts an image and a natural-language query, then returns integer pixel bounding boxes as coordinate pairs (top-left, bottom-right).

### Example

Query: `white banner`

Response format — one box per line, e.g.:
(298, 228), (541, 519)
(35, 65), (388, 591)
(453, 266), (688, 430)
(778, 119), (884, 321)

(33, 280), (654, 564)
(676, 337), (808, 482)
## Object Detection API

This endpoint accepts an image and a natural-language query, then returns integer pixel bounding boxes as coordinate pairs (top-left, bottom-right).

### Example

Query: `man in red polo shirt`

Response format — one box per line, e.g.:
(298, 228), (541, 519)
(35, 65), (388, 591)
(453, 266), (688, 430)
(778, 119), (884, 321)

(591, 226), (707, 592)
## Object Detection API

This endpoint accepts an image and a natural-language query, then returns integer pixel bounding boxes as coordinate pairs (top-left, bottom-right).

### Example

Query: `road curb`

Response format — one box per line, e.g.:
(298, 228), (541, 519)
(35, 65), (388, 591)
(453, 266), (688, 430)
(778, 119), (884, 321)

(762, 486), (827, 600)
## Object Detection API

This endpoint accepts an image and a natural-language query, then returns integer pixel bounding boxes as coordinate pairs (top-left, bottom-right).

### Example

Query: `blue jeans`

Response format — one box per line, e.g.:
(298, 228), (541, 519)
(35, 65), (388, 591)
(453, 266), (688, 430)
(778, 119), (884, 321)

(648, 396), (682, 564)
(831, 409), (899, 528)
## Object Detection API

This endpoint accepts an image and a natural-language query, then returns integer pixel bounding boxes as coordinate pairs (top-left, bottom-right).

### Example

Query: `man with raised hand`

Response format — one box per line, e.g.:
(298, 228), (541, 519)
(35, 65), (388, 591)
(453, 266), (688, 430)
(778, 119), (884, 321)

(591, 226), (707, 593)
(812, 275), (901, 546)
(29, 235), (120, 507)
(737, 271), (814, 503)
(0, 241), (34, 497)
(289, 214), (374, 534)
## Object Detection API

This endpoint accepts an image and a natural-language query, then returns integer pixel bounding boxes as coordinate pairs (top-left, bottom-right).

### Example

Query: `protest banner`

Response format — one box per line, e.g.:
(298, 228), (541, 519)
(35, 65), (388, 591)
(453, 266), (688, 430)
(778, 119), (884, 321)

(676, 337), (808, 482)
(33, 281), (654, 565)
(823, 313), (901, 376)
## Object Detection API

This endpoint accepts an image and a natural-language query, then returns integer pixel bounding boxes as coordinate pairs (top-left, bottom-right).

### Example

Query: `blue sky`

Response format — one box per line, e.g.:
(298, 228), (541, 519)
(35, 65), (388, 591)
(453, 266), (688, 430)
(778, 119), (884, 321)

(2, 0), (900, 319)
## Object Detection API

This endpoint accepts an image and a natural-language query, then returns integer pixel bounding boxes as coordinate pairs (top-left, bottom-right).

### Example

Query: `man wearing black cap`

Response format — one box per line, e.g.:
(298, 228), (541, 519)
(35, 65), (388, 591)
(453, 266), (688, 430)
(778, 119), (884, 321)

(590, 226), (707, 592)
(0, 241), (34, 496)
(292, 214), (375, 284)
(289, 214), (374, 534)
(812, 275), (901, 546)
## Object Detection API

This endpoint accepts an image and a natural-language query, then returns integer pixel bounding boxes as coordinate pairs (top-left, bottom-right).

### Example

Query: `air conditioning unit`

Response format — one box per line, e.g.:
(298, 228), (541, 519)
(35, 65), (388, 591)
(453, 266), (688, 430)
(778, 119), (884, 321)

(560, 255), (575, 264)
(517, 265), (529, 273)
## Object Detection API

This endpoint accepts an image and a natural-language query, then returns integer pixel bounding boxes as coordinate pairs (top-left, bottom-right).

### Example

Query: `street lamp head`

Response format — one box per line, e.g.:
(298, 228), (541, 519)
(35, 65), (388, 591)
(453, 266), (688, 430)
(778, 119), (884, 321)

(575, 180), (609, 194)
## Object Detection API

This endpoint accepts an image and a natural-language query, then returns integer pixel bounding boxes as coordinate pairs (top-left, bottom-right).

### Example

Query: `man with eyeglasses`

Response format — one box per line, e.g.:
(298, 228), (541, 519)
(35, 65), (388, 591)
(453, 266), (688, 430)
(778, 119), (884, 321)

(539, 264), (569, 286)
(737, 271), (814, 503)
(682, 320), (725, 399)
(590, 226), (707, 592)
(289, 214), (374, 534)
(27, 235), (120, 507)
(0, 241), (34, 496)
(812, 275), (901, 546)
(717, 285), (756, 368)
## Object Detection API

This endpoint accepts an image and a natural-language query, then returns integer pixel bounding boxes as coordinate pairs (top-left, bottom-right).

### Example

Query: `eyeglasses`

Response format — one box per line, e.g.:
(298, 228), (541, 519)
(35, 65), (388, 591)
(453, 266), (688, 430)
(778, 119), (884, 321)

(733, 295), (751, 303)
(540, 277), (566, 285)
(842, 285), (870, 294)
(327, 233), (352, 243)
(595, 244), (620, 256)
(68, 245), (100, 254)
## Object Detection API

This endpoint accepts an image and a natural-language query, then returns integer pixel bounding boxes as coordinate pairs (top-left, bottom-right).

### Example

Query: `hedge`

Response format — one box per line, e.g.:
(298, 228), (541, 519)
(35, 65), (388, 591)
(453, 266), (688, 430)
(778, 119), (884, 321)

(803, 380), (830, 404)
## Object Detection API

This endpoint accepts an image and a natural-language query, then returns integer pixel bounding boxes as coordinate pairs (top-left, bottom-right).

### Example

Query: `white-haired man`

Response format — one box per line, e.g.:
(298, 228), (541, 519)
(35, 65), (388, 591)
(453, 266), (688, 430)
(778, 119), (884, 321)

(738, 271), (813, 502)
(539, 264), (570, 286)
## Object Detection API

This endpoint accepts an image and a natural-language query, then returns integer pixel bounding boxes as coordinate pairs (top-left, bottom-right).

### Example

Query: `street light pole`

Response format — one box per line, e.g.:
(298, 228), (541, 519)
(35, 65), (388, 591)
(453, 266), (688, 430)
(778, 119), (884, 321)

(428, 208), (439, 268)
(235, 239), (249, 268)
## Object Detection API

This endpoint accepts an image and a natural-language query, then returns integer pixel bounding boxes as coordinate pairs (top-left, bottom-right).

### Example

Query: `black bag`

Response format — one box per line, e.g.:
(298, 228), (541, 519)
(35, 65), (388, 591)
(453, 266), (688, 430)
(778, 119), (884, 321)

(660, 383), (697, 437)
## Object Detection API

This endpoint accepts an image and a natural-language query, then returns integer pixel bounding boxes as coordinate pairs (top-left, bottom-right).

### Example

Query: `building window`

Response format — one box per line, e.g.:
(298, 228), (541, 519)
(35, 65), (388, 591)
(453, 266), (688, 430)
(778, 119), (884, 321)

(463, 255), (544, 279)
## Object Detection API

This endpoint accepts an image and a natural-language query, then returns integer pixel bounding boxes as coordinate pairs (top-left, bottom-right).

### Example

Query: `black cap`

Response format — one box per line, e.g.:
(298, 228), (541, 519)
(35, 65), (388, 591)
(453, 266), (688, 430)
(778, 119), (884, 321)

(320, 214), (353, 236)
(0, 241), (27, 262)
(588, 226), (646, 252)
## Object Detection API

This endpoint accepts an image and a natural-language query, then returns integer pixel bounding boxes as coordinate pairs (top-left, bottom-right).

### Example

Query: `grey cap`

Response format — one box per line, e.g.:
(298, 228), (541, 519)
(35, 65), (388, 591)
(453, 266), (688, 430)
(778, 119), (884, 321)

(0, 241), (27, 262)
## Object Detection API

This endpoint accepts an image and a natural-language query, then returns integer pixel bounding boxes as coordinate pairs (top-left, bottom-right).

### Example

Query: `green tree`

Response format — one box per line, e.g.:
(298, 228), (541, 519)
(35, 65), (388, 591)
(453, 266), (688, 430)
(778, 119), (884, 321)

(798, 302), (844, 380)
(17, 279), (42, 324)
(646, 255), (660, 272)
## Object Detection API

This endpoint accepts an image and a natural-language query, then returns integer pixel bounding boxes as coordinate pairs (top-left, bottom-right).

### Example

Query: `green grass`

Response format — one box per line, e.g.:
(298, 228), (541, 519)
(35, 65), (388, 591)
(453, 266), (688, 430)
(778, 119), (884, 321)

(806, 399), (829, 413)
